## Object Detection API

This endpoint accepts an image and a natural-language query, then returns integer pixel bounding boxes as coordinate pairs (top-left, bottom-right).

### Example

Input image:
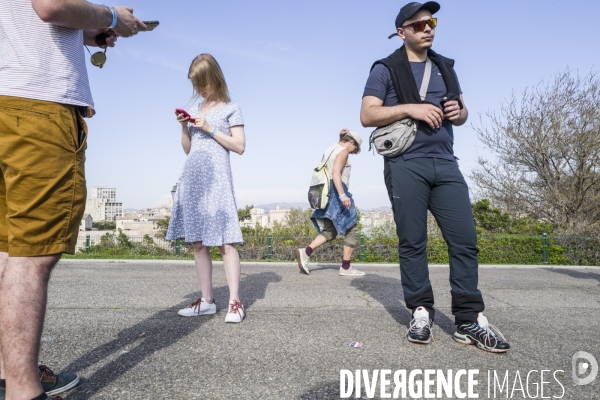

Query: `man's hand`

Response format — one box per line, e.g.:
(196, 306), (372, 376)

(83, 28), (117, 47)
(407, 103), (443, 129)
(31, 1), (146, 33)
(112, 6), (146, 37)
(442, 98), (461, 122)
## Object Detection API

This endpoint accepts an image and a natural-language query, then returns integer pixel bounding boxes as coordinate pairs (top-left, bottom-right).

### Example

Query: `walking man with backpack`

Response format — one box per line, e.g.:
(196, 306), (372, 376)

(296, 128), (365, 277)
(360, 1), (510, 352)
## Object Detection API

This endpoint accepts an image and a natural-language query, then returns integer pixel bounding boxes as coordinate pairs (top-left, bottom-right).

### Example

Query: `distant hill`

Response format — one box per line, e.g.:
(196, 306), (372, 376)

(255, 202), (309, 211)
(123, 208), (139, 213)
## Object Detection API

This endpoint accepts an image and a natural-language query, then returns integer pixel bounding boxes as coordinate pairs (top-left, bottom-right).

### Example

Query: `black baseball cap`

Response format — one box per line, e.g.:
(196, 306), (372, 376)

(388, 1), (440, 39)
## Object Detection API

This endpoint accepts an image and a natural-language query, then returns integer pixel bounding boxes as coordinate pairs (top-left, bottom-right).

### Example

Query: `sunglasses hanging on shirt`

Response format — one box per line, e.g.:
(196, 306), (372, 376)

(86, 46), (108, 68)
(85, 30), (113, 69)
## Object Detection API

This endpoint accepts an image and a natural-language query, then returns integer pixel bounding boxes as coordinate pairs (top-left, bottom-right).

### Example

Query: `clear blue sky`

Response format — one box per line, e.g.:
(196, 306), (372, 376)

(84, 0), (600, 210)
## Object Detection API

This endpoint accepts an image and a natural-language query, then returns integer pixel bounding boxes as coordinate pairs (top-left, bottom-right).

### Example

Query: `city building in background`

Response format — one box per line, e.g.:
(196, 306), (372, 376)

(85, 186), (124, 221)
(116, 218), (157, 234)
(243, 207), (270, 228)
(241, 206), (291, 228)
(116, 206), (173, 235)
(79, 214), (93, 231)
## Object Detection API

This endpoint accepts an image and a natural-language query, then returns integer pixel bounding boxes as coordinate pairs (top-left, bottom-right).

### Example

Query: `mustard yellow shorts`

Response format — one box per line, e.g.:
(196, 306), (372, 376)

(0, 96), (88, 256)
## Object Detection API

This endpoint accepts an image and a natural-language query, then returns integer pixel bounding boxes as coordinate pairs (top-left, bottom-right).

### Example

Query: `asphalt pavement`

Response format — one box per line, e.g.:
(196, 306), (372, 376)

(40, 260), (600, 400)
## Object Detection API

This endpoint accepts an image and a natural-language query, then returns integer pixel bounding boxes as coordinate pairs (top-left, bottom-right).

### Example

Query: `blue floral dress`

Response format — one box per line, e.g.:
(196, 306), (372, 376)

(166, 102), (244, 246)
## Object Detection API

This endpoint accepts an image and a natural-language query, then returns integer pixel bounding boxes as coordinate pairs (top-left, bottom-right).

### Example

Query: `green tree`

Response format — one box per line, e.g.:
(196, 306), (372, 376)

(155, 216), (170, 240)
(472, 199), (552, 234)
(238, 205), (253, 222)
(471, 69), (600, 233)
(92, 221), (116, 231)
(116, 229), (132, 248)
(272, 208), (314, 237)
(472, 199), (511, 232)
(142, 234), (154, 245)
(99, 232), (115, 247)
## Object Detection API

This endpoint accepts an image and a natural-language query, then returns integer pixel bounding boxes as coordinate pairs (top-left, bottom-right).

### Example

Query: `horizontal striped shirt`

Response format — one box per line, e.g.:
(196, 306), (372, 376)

(0, 0), (94, 108)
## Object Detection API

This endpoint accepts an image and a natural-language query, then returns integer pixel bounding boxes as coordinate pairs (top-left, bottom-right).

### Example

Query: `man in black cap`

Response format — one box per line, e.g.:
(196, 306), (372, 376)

(360, 2), (511, 353)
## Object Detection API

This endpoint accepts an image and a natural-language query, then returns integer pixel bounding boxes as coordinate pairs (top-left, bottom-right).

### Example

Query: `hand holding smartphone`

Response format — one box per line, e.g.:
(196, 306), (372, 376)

(175, 108), (195, 123)
(96, 21), (159, 44)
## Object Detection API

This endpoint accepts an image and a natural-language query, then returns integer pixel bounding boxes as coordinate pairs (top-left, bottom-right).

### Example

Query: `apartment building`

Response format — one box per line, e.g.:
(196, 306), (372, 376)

(240, 206), (291, 228)
(85, 186), (123, 221)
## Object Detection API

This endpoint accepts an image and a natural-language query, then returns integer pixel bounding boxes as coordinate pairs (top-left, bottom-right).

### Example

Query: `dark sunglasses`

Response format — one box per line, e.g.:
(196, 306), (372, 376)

(88, 46), (108, 68)
(85, 31), (113, 69)
(401, 18), (437, 32)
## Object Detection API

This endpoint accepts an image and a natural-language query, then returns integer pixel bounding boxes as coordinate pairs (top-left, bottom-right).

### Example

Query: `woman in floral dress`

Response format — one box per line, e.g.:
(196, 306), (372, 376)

(167, 53), (246, 323)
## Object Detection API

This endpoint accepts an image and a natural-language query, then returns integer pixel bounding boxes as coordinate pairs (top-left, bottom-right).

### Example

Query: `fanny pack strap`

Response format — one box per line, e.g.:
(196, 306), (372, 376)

(419, 57), (432, 101)
(367, 61), (432, 154)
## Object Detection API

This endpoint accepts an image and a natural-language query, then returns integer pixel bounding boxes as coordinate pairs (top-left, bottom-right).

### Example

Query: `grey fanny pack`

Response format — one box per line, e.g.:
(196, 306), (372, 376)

(368, 57), (432, 157)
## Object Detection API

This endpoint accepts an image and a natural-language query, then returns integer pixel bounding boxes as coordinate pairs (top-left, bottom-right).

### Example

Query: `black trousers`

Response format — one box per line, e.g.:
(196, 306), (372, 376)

(384, 156), (484, 325)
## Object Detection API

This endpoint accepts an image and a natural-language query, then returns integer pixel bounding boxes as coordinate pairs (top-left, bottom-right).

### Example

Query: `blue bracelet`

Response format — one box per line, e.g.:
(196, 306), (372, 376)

(209, 127), (217, 137)
(107, 7), (117, 29)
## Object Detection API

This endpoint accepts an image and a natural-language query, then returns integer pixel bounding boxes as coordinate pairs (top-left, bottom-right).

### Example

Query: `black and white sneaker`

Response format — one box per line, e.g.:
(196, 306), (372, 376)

(454, 314), (510, 353)
(406, 306), (433, 344)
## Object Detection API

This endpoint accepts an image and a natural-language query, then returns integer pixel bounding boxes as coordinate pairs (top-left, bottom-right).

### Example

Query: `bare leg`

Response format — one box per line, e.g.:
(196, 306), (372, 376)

(0, 254), (61, 400)
(192, 241), (213, 302)
(343, 245), (354, 261)
(308, 235), (328, 251)
(0, 251), (7, 381)
(219, 244), (240, 302)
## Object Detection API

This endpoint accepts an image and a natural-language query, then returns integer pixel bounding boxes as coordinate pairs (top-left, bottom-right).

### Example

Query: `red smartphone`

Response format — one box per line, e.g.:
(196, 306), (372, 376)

(175, 108), (195, 123)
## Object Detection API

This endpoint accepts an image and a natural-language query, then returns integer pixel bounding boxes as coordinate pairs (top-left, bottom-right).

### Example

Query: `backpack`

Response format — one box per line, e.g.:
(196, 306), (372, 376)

(307, 148), (336, 209)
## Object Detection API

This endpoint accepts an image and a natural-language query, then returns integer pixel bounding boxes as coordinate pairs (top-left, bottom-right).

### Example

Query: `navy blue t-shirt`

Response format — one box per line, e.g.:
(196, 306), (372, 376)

(363, 61), (462, 161)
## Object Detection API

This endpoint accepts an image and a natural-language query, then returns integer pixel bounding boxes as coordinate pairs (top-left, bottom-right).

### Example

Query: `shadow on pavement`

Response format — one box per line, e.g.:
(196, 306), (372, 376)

(544, 268), (600, 306)
(297, 380), (340, 400)
(351, 273), (457, 337)
(543, 268), (600, 285)
(63, 271), (281, 399)
(303, 263), (340, 273)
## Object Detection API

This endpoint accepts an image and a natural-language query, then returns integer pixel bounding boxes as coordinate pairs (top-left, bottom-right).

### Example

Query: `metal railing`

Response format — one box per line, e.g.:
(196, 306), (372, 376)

(72, 232), (600, 266)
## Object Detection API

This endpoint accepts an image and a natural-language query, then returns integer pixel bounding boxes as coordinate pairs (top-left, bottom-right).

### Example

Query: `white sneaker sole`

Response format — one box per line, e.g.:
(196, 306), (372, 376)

(339, 270), (365, 276)
(453, 332), (509, 353)
(46, 375), (80, 395)
(295, 249), (310, 275)
(406, 335), (433, 345)
(177, 308), (217, 317)
(225, 314), (245, 323)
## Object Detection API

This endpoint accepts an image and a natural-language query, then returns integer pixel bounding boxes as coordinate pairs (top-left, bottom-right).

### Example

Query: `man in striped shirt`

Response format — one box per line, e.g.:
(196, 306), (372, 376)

(0, 2), (145, 399)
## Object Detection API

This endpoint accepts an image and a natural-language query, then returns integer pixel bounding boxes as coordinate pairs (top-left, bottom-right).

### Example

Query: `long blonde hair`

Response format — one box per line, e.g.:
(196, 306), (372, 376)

(188, 53), (231, 103)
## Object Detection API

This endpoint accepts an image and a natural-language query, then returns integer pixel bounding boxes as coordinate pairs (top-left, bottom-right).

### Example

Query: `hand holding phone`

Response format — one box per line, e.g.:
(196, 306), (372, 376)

(175, 108), (195, 123)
